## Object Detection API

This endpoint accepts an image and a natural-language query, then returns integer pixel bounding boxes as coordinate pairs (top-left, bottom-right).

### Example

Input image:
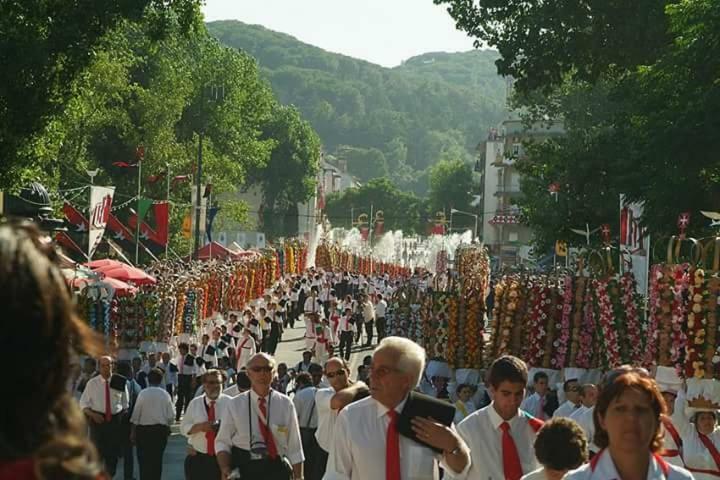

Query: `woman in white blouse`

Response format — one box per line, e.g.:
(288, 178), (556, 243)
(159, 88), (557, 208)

(672, 388), (720, 479)
(565, 367), (692, 480)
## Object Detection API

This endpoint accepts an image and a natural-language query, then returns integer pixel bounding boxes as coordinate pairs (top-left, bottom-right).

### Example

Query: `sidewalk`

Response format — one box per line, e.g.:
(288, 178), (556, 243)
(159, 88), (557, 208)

(116, 316), (376, 479)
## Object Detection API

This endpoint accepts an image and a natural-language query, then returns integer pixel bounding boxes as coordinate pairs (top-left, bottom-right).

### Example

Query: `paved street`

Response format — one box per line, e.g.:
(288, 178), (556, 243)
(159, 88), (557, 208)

(116, 317), (374, 479)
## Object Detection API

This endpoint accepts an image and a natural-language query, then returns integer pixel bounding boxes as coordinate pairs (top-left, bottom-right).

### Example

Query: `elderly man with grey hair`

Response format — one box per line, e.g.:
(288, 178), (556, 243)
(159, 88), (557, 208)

(328, 337), (470, 480)
(215, 353), (304, 480)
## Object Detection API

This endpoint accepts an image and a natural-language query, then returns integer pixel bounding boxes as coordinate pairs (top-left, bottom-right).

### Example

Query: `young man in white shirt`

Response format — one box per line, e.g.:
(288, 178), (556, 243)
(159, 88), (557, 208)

(130, 368), (175, 480)
(330, 337), (470, 480)
(79, 355), (129, 477)
(176, 343), (197, 421)
(374, 293), (388, 341)
(181, 369), (233, 479)
(293, 370), (322, 479)
(337, 307), (355, 361)
(521, 371), (551, 420)
(235, 327), (257, 371)
(216, 353), (305, 480)
(448, 355), (543, 480)
(553, 379), (581, 419)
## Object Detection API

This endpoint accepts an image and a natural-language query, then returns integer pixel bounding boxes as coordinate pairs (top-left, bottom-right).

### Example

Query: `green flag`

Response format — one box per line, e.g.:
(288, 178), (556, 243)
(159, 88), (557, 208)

(135, 198), (153, 241)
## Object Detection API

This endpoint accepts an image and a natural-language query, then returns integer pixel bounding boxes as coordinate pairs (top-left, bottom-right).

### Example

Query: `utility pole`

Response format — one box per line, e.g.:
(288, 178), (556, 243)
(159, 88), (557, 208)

(134, 146), (144, 265)
(193, 85), (224, 259)
(165, 163), (170, 259)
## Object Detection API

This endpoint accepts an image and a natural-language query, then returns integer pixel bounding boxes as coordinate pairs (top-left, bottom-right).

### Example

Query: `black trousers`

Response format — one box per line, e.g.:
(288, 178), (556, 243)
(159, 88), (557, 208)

(300, 427), (322, 480)
(376, 317), (387, 340)
(364, 320), (374, 345)
(339, 331), (353, 360)
(135, 424), (169, 480)
(268, 322), (282, 355)
(120, 421), (135, 480)
(231, 447), (293, 480)
(89, 413), (123, 476)
(354, 321), (364, 343)
(176, 374), (194, 420)
(185, 452), (221, 480)
(316, 447), (329, 480)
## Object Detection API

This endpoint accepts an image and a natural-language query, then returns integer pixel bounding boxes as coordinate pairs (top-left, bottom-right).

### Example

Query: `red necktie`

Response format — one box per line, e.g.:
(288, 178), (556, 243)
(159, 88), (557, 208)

(104, 380), (112, 422)
(258, 397), (278, 459)
(206, 400), (216, 456)
(386, 410), (401, 480)
(501, 421), (522, 480)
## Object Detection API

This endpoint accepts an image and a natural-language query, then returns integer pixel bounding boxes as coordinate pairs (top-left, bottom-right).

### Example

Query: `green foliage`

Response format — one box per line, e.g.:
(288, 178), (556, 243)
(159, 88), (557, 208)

(324, 178), (426, 234)
(0, 0), (203, 181)
(206, 20), (507, 195)
(335, 146), (388, 183)
(428, 159), (474, 215)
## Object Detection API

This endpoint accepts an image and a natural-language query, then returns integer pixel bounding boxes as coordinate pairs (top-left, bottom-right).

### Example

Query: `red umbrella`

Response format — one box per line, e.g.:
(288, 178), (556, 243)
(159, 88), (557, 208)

(71, 276), (138, 296)
(86, 259), (127, 270)
(95, 264), (157, 285)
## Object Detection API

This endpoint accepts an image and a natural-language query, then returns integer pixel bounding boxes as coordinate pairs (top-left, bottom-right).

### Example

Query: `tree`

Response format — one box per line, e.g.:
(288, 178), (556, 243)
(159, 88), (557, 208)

(428, 159), (473, 217)
(0, 0), (203, 187)
(324, 178), (426, 234)
(434, 0), (672, 95)
(335, 146), (388, 182)
(247, 103), (322, 238)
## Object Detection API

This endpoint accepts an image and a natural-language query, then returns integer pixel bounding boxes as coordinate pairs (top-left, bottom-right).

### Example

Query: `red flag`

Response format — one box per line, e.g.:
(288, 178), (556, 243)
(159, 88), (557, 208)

(107, 213), (135, 244)
(112, 162), (138, 168)
(127, 202), (170, 247)
(147, 173), (166, 184)
(172, 175), (192, 188)
(360, 227), (369, 241)
(55, 231), (86, 256)
(63, 202), (89, 232)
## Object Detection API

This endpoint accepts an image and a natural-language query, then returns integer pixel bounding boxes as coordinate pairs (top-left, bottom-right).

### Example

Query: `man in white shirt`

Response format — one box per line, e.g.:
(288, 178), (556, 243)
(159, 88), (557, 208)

(329, 337), (470, 480)
(360, 295), (375, 347)
(159, 352), (178, 399)
(176, 342), (197, 421)
(315, 357), (368, 479)
(337, 308), (355, 361)
(521, 371), (551, 420)
(79, 355), (129, 477)
(553, 379), (581, 419)
(130, 368), (175, 480)
(182, 369), (233, 479)
(236, 327), (258, 370)
(374, 294), (388, 341)
(448, 355), (543, 480)
(294, 371), (321, 479)
(216, 353), (305, 480)
(569, 383), (599, 456)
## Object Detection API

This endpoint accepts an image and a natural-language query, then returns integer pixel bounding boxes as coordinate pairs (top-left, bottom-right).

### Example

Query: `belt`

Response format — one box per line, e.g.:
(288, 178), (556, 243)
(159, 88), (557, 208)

(660, 449), (680, 457)
(91, 410), (122, 417)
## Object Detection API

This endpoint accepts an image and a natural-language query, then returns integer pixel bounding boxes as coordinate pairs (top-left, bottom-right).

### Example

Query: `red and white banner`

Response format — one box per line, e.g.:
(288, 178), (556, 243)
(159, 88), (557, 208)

(620, 194), (650, 295)
(88, 186), (115, 259)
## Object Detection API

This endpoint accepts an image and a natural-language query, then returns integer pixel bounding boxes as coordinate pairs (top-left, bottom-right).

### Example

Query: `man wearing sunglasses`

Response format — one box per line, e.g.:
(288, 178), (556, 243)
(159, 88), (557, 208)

(553, 379), (581, 419)
(216, 353), (304, 480)
(315, 358), (369, 479)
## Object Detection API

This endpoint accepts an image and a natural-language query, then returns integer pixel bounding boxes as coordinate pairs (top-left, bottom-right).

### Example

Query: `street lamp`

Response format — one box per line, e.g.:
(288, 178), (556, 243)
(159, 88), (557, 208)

(450, 208), (479, 241)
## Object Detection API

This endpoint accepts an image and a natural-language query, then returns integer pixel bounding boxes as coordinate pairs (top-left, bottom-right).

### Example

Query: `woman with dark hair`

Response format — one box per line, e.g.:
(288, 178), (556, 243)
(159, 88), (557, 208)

(0, 222), (106, 479)
(566, 369), (692, 480)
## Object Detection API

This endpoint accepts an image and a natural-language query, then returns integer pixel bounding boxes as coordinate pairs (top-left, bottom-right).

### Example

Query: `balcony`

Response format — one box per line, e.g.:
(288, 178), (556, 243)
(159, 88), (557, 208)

(493, 186), (522, 197)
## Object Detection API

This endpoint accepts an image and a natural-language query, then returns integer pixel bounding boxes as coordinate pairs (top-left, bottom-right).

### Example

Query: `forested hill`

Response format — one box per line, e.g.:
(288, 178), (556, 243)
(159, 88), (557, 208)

(207, 20), (507, 195)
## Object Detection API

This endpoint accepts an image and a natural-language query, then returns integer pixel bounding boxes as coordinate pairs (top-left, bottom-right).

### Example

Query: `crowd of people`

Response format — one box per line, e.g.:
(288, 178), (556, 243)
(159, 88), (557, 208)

(0, 220), (715, 480)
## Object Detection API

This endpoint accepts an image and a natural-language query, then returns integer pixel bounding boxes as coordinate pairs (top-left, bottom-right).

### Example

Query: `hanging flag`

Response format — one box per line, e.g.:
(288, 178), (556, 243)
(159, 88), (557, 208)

(146, 173), (166, 184)
(182, 212), (192, 239)
(317, 184), (325, 210)
(206, 206), (220, 242)
(172, 175), (192, 189)
(203, 183), (213, 198)
(112, 162), (138, 168)
(374, 211), (384, 236)
(555, 240), (568, 257)
(360, 226), (370, 241)
(88, 186), (115, 260)
(128, 202), (170, 248)
(107, 213), (136, 253)
(620, 195), (650, 295)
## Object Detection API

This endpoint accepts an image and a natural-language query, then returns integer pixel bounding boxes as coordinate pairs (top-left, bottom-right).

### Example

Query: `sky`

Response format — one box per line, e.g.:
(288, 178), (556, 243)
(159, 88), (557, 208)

(201, 0), (477, 67)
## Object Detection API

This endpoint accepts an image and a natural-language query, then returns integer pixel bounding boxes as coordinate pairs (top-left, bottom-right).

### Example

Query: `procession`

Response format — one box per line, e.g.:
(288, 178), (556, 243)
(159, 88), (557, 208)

(3, 1), (720, 480)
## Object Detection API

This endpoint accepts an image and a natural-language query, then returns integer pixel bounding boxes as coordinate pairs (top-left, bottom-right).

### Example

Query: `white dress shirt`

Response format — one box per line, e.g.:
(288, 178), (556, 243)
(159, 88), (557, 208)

(314, 387), (338, 453)
(520, 392), (548, 420)
(130, 386), (175, 426)
(177, 354), (197, 376)
(215, 389), (305, 465)
(565, 448), (693, 480)
(235, 335), (257, 370)
(305, 297), (321, 314)
(293, 386), (318, 429)
(520, 468), (546, 480)
(375, 300), (387, 318)
(79, 375), (129, 414)
(552, 400), (579, 419)
(181, 393), (232, 453)
(447, 404), (540, 480)
(572, 405), (598, 454)
(328, 396), (467, 480)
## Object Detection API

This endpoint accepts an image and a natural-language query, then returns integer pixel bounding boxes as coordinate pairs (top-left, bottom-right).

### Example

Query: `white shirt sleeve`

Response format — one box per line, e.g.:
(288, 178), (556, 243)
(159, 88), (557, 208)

(327, 410), (353, 480)
(180, 399), (196, 437)
(130, 391), (145, 425)
(215, 398), (237, 454)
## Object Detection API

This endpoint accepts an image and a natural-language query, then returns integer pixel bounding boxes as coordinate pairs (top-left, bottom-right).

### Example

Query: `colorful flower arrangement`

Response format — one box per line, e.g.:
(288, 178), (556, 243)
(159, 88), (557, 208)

(685, 268), (707, 378)
(575, 279), (596, 369)
(596, 278), (622, 368)
(552, 275), (574, 369)
(620, 273), (644, 365)
(568, 276), (588, 367)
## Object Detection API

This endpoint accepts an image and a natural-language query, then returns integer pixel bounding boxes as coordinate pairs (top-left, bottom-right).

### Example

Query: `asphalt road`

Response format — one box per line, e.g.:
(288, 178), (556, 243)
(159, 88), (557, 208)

(115, 316), (374, 479)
